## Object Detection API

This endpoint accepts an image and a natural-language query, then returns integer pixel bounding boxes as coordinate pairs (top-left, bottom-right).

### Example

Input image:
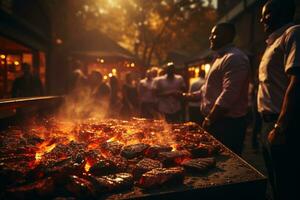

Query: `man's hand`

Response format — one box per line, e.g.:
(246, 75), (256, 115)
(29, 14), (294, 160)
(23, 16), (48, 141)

(202, 117), (211, 130)
(268, 128), (286, 145)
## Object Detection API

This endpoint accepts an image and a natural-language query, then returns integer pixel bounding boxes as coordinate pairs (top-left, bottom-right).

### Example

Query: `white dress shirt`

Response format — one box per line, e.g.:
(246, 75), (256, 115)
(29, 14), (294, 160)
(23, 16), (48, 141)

(200, 45), (250, 118)
(258, 24), (300, 114)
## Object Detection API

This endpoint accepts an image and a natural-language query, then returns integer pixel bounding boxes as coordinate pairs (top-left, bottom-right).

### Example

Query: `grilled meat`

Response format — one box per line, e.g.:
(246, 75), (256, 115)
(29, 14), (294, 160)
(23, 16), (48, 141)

(133, 158), (163, 179)
(158, 150), (191, 166)
(90, 173), (133, 192)
(182, 157), (216, 172)
(89, 156), (128, 176)
(89, 159), (117, 176)
(65, 175), (96, 199)
(144, 145), (172, 158)
(121, 143), (150, 159)
(101, 141), (123, 155)
(138, 167), (185, 189)
(190, 143), (220, 157)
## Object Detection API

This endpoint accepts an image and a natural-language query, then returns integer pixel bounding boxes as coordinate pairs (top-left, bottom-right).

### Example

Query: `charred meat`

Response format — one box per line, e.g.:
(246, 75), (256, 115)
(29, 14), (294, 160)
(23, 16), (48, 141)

(138, 167), (185, 189)
(182, 157), (216, 172)
(144, 145), (172, 158)
(121, 143), (150, 159)
(158, 150), (191, 166)
(133, 158), (163, 179)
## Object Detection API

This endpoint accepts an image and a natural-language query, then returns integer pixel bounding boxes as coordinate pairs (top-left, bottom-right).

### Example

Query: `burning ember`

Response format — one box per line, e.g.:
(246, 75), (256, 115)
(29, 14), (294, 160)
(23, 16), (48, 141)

(0, 118), (222, 199)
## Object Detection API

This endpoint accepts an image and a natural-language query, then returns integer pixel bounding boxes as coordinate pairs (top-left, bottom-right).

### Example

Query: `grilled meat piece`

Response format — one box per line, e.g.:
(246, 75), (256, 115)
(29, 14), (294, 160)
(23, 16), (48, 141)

(158, 150), (191, 166)
(190, 143), (220, 157)
(101, 141), (123, 155)
(144, 145), (172, 158)
(121, 143), (150, 159)
(182, 157), (216, 172)
(5, 177), (55, 199)
(138, 167), (184, 189)
(31, 157), (85, 182)
(89, 156), (128, 176)
(65, 175), (96, 199)
(108, 156), (128, 172)
(90, 173), (133, 192)
(89, 159), (116, 176)
(133, 158), (163, 179)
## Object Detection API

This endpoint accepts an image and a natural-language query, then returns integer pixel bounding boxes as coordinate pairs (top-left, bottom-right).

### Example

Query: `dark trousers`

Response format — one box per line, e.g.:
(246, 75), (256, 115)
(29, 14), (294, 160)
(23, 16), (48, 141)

(188, 106), (203, 124)
(261, 118), (298, 200)
(140, 102), (156, 119)
(207, 116), (247, 155)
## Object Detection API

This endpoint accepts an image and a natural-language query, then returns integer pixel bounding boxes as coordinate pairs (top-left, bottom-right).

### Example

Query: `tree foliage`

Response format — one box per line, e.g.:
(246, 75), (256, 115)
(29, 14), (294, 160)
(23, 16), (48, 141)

(73, 0), (217, 66)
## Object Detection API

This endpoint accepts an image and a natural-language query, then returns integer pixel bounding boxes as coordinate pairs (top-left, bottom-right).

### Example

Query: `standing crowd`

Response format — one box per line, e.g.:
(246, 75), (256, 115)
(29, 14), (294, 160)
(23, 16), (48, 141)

(10, 1), (299, 199)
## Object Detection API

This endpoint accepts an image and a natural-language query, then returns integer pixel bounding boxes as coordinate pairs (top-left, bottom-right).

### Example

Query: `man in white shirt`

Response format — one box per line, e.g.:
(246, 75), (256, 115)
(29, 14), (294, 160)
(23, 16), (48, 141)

(258, 0), (300, 199)
(183, 23), (250, 155)
(188, 71), (205, 124)
(138, 69), (156, 118)
(153, 63), (186, 123)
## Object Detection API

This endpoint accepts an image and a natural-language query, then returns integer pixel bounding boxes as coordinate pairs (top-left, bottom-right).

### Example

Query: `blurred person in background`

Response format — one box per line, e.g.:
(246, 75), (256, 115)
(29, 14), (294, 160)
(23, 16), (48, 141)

(120, 73), (139, 119)
(138, 69), (156, 118)
(11, 63), (44, 98)
(150, 67), (159, 78)
(89, 71), (110, 105)
(188, 70), (205, 124)
(182, 23), (250, 155)
(257, 0), (300, 199)
(153, 63), (186, 123)
(108, 75), (121, 118)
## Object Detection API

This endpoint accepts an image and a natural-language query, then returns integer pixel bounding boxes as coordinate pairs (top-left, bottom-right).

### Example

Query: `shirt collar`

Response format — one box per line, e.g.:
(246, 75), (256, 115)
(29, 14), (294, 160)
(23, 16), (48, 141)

(215, 43), (234, 57)
(266, 23), (294, 45)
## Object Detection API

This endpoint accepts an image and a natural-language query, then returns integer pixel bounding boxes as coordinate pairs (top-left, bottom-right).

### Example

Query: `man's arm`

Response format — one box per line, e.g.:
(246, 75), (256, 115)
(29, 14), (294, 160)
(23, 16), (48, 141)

(268, 75), (300, 144)
(269, 27), (300, 144)
(182, 90), (202, 102)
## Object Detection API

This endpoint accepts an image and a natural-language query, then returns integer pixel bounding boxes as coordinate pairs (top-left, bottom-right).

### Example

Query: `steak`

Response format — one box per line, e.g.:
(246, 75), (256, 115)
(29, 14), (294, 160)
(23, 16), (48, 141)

(182, 157), (216, 172)
(121, 143), (150, 159)
(144, 145), (172, 158)
(65, 175), (96, 199)
(101, 141), (123, 155)
(89, 159), (116, 176)
(133, 158), (163, 179)
(190, 143), (220, 158)
(138, 167), (185, 189)
(89, 173), (133, 193)
(158, 150), (191, 166)
(89, 156), (128, 176)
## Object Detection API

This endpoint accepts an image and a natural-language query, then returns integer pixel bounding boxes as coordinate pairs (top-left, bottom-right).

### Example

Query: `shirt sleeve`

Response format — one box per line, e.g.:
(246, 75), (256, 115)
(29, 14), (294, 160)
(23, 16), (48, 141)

(179, 76), (186, 91)
(215, 54), (250, 110)
(284, 26), (300, 75)
(152, 78), (159, 91)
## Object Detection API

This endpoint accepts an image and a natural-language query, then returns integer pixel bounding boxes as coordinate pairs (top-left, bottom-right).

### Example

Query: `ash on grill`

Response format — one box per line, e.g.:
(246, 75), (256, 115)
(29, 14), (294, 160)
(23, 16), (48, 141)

(0, 119), (222, 199)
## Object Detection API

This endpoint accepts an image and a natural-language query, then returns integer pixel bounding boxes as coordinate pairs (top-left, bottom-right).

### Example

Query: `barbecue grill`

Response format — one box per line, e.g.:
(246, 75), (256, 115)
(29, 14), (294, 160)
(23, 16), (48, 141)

(0, 97), (267, 200)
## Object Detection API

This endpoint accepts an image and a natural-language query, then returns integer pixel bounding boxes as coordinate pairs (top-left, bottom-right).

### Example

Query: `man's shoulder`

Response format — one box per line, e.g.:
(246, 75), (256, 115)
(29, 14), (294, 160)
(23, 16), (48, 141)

(174, 74), (183, 79)
(155, 75), (167, 81)
(285, 25), (300, 34)
(225, 47), (248, 61)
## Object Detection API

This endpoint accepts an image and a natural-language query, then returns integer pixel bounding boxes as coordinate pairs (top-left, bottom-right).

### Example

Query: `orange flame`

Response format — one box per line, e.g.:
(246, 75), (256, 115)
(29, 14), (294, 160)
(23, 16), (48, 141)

(106, 137), (116, 142)
(35, 143), (56, 161)
(84, 161), (91, 172)
(171, 144), (178, 151)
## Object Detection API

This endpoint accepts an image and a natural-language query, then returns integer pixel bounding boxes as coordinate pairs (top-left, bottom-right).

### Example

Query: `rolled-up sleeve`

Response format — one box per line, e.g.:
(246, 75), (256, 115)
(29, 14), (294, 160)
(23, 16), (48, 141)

(284, 27), (300, 75)
(215, 54), (250, 110)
